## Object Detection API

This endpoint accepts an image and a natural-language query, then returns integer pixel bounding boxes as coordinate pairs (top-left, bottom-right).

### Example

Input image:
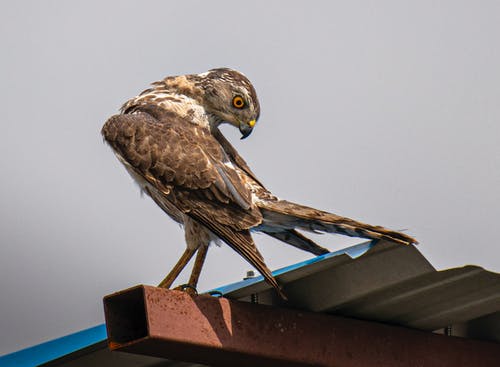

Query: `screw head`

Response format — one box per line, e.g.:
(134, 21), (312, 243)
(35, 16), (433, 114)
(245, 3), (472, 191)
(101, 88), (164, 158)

(244, 270), (255, 279)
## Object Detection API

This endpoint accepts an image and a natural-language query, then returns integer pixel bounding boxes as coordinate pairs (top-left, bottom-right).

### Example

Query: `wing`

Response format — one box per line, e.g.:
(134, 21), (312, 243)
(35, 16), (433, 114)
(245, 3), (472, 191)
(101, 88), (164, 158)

(102, 108), (284, 296)
(102, 108), (261, 229)
(211, 127), (265, 187)
(211, 124), (332, 257)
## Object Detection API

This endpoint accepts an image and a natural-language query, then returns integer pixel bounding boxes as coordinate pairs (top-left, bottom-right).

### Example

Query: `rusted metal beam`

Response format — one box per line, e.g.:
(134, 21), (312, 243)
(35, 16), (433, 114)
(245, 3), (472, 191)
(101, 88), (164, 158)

(104, 285), (500, 367)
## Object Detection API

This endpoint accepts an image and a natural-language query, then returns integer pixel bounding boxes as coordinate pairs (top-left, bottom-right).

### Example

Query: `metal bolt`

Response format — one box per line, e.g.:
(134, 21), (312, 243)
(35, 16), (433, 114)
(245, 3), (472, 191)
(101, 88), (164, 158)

(444, 325), (452, 336)
(244, 270), (255, 280)
(243, 270), (259, 304)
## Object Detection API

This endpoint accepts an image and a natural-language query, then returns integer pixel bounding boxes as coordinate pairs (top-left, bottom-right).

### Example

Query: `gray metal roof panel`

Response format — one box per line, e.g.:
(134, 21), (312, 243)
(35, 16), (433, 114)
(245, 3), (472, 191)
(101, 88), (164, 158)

(211, 240), (500, 337)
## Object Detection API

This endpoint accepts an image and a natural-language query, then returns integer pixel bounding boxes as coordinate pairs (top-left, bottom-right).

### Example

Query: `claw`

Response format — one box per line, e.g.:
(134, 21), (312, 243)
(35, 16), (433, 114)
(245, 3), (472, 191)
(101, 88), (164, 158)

(174, 283), (198, 295)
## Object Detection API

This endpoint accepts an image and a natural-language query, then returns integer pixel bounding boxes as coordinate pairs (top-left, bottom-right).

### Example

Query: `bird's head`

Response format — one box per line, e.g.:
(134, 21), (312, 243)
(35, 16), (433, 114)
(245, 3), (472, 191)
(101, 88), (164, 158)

(197, 68), (260, 139)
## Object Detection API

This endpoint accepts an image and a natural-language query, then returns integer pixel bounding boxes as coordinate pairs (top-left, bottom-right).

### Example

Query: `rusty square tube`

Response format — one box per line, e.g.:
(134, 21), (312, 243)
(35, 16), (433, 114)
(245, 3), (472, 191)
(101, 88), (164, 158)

(103, 285), (500, 367)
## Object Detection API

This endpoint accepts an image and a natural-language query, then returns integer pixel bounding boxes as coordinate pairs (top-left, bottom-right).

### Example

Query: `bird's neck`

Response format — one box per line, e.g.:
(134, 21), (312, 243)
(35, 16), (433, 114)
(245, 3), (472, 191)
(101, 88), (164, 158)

(150, 75), (225, 132)
(158, 75), (204, 102)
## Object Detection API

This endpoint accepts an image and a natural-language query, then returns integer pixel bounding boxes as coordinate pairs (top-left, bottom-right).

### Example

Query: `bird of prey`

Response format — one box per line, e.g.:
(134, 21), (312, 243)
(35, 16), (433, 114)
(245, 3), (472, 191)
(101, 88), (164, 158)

(102, 68), (417, 299)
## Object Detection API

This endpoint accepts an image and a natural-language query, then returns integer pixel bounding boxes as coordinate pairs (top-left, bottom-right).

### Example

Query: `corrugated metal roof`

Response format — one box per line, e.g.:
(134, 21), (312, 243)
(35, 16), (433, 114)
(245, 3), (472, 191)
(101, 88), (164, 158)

(3, 240), (500, 366)
(212, 240), (500, 340)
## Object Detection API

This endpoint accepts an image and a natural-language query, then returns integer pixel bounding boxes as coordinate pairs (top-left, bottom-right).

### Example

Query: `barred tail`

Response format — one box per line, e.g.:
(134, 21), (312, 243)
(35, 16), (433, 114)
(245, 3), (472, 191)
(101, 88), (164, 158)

(258, 200), (418, 246)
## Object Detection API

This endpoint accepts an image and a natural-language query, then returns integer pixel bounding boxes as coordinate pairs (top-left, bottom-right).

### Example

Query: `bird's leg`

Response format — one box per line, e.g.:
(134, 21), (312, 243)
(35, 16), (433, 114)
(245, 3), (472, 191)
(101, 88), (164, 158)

(158, 248), (196, 288)
(187, 245), (209, 291)
(172, 246), (208, 295)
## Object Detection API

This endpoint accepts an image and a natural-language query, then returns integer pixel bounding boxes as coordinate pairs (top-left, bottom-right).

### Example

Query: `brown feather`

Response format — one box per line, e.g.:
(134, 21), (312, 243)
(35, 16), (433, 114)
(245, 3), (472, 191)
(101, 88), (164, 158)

(104, 113), (245, 204)
(258, 199), (418, 246)
(103, 109), (285, 295)
(188, 210), (286, 299)
(263, 229), (329, 256)
(212, 127), (265, 187)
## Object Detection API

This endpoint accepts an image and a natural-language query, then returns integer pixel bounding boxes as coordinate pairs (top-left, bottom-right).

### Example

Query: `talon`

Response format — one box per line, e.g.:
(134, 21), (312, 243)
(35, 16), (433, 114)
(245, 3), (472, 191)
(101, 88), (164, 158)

(174, 283), (198, 295)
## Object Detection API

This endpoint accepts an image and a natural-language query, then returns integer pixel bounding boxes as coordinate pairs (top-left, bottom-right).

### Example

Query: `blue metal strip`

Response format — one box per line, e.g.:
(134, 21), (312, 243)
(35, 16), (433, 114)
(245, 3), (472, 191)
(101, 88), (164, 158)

(0, 324), (107, 367)
(210, 240), (374, 295)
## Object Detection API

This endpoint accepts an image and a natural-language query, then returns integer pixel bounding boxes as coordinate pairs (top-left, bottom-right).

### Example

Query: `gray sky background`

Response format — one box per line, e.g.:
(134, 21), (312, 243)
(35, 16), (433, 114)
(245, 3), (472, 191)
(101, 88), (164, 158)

(1, 1), (499, 355)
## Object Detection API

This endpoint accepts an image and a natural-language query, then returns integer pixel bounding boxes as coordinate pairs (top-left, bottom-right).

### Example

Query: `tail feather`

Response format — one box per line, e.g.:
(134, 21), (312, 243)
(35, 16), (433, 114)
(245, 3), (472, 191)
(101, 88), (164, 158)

(263, 229), (329, 256)
(258, 200), (418, 246)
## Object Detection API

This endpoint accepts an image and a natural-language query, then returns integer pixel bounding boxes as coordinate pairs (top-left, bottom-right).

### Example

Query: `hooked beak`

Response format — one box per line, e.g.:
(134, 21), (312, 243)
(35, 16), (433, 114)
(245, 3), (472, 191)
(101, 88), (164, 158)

(239, 119), (256, 140)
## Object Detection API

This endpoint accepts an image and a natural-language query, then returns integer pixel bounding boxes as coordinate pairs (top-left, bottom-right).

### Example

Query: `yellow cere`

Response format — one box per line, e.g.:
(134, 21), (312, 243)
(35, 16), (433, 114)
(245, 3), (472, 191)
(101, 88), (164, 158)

(248, 119), (256, 128)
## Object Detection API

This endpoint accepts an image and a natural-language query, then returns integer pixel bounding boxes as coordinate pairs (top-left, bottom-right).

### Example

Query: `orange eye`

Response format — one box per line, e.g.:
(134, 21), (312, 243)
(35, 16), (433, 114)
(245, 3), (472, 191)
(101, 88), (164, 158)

(232, 96), (245, 109)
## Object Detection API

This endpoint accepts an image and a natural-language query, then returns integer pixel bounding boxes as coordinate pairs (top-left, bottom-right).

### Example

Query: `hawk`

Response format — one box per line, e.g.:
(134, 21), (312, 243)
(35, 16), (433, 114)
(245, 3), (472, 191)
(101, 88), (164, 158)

(102, 68), (417, 299)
